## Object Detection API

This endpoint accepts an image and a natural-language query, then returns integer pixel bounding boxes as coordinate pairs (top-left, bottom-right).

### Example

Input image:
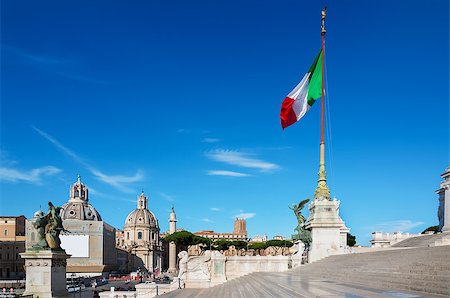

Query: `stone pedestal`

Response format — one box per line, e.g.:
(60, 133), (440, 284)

(20, 250), (71, 298)
(210, 251), (226, 286)
(305, 198), (349, 263)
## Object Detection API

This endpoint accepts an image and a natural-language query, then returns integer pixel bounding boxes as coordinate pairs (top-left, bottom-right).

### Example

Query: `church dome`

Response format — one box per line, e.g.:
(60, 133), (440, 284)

(125, 208), (158, 227)
(60, 176), (102, 221)
(34, 210), (44, 218)
(124, 192), (158, 228)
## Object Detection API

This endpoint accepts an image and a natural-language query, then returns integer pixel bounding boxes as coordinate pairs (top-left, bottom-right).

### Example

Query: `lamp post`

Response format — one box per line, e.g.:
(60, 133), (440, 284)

(70, 273), (76, 298)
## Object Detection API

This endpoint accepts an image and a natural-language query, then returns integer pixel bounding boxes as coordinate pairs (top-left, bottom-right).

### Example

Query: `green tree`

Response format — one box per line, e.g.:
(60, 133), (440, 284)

(421, 225), (439, 234)
(164, 231), (211, 249)
(214, 240), (231, 250)
(266, 240), (293, 247)
(347, 233), (356, 247)
(248, 240), (293, 250)
(230, 240), (247, 250)
(248, 242), (267, 250)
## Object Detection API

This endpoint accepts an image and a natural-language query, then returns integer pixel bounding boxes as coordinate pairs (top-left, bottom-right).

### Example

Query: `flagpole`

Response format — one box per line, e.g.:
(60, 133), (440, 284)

(314, 6), (331, 200)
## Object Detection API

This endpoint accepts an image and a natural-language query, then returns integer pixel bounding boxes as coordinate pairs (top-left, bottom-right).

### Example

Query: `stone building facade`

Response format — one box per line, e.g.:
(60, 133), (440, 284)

(194, 218), (248, 241)
(25, 177), (121, 276)
(116, 192), (163, 273)
(0, 216), (26, 279)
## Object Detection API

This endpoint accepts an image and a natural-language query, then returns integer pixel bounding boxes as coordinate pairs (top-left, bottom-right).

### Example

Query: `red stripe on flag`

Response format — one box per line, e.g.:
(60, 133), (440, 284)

(280, 97), (297, 129)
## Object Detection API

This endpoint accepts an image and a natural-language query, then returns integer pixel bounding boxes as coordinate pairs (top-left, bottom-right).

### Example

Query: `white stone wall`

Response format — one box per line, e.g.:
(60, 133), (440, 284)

(371, 231), (422, 248)
(182, 251), (302, 288)
(225, 255), (291, 280)
(437, 167), (450, 232)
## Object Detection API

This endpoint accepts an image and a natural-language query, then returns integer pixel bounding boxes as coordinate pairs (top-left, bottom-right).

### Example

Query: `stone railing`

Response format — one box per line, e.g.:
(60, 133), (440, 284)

(183, 249), (304, 288)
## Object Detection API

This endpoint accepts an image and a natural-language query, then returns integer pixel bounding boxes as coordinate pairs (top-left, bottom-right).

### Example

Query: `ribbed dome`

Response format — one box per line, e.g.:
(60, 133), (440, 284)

(124, 208), (158, 228)
(60, 176), (102, 221)
(60, 201), (102, 221)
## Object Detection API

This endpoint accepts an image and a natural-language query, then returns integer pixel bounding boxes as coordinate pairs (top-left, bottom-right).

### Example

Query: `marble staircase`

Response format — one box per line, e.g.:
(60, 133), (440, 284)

(161, 245), (450, 297)
(294, 245), (450, 296)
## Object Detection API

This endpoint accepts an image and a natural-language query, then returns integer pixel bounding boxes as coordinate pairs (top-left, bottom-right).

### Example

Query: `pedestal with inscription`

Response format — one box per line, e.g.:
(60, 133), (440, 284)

(20, 250), (71, 298)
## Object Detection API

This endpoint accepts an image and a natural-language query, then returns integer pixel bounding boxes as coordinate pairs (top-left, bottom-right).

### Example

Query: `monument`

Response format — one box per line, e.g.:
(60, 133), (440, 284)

(20, 202), (71, 298)
(167, 206), (177, 275)
(280, 7), (349, 263)
(437, 166), (450, 232)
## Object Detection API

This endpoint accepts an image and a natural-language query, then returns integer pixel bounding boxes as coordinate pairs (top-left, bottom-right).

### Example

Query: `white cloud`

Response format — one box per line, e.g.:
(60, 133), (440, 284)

(0, 166), (61, 184)
(233, 212), (256, 220)
(210, 207), (221, 212)
(202, 138), (221, 143)
(205, 149), (279, 172)
(32, 126), (143, 193)
(176, 128), (191, 133)
(158, 192), (175, 202)
(91, 169), (143, 192)
(366, 220), (424, 233)
(202, 218), (213, 223)
(207, 170), (251, 177)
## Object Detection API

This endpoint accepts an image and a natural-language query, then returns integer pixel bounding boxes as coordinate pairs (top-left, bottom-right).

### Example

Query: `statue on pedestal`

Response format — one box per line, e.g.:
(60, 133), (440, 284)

(289, 199), (312, 246)
(32, 201), (66, 250)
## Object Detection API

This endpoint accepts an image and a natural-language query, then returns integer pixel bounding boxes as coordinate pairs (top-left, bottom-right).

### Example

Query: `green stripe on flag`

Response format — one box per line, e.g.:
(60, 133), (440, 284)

(307, 50), (323, 106)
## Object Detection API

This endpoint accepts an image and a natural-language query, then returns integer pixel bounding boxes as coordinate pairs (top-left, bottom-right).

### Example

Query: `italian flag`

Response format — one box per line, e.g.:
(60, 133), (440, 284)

(280, 50), (323, 129)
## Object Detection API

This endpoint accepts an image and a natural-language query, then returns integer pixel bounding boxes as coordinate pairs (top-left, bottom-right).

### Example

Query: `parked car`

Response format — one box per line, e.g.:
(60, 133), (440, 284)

(91, 278), (108, 288)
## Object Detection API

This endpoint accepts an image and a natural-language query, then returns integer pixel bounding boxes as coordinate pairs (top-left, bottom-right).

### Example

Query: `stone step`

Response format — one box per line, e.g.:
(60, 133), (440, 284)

(310, 274), (450, 295)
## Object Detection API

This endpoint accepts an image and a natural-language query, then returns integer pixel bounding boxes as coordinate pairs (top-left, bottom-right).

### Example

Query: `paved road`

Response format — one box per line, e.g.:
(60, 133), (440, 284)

(75, 280), (140, 298)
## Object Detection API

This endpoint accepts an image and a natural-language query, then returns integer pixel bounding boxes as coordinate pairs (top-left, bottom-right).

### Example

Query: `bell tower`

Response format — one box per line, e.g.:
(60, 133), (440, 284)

(70, 175), (88, 202)
(137, 191), (148, 209)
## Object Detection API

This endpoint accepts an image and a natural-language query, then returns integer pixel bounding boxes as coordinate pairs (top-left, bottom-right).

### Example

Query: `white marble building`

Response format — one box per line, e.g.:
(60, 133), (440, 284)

(437, 166), (450, 233)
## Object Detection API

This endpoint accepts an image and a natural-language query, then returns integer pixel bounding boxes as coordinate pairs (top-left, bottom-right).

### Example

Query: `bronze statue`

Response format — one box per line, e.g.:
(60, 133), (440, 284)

(32, 201), (66, 250)
(289, 199), (312, 246)
(289, 199), (309, 227)
(32, 210), (48, 249)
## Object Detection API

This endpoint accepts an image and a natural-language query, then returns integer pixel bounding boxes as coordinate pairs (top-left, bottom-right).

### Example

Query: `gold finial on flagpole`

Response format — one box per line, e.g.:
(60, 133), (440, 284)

(321, 6), (327, 36)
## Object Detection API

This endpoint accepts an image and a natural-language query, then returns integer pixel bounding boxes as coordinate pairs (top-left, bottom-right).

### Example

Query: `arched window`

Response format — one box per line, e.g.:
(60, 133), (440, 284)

(127, 232), (130, 240)
(138, 232), (142, 240)
(31, 232), (35, 241)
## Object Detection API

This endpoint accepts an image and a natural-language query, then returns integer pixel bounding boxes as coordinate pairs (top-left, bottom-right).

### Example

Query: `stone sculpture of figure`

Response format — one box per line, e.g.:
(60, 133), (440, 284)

(187, 250), (211, 281)
(289, 199), (309, 227)
(289, 199), (312, 246)
(44, 201), (65, 249)
(31, 202), (65, 250)
(177, 251), (188, 280)
(32, 211), (49, 250)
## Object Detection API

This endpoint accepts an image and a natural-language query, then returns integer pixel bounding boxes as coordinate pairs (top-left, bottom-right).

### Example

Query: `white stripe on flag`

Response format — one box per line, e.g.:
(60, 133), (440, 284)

(287, 73), (310, 121)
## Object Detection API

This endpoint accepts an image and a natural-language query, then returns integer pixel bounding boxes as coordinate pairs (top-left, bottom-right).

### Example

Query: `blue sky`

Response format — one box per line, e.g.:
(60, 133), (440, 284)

(0, 1), (448, 245)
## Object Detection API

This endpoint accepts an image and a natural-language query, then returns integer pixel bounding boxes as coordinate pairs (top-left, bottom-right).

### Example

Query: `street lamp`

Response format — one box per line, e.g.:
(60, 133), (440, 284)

(70, 273), (76, 298)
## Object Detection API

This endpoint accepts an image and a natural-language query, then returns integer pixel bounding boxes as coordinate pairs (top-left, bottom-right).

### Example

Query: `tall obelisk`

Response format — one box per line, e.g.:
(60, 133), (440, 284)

(167, 206), (177, 275)
(304, 7), (350, 263)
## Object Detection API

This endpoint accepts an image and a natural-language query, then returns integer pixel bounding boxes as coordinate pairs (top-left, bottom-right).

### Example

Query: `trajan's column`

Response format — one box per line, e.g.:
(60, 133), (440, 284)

(168, 207), (177, 275)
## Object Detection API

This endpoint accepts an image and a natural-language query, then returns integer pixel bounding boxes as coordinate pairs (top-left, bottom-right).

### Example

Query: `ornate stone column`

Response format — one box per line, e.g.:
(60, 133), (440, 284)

(168, 207), (177, 275)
